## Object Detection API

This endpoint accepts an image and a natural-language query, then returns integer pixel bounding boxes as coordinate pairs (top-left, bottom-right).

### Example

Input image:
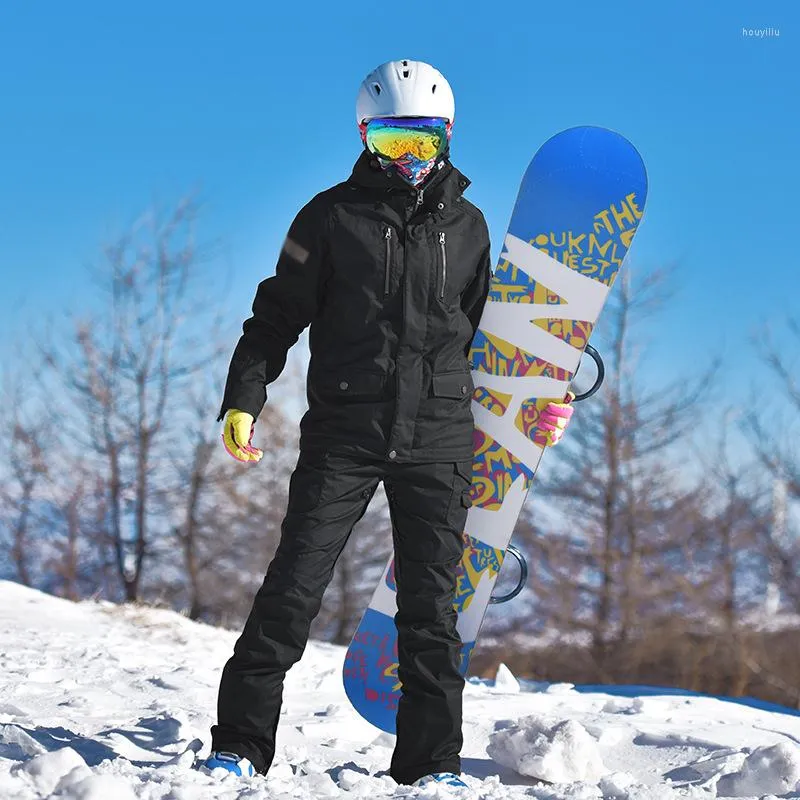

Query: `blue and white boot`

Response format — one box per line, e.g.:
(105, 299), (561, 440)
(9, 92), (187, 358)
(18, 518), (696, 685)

(199, 751), (256, 777)
(413, 772), (468, 788)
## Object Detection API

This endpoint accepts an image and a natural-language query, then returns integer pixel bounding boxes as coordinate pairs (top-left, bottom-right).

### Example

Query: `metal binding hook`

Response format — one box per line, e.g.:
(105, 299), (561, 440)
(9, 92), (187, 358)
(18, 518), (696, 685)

(571, 343), (605, 402)
(489, 544), (529, 605)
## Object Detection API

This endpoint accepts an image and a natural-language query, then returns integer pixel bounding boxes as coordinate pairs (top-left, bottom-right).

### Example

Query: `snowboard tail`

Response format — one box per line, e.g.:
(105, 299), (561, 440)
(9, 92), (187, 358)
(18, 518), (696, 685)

(344, 126), (648, 732)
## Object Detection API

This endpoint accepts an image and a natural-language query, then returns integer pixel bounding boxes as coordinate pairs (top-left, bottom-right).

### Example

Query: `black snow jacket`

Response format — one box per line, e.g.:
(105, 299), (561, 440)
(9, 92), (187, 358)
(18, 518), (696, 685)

(217, 149), (492, 463)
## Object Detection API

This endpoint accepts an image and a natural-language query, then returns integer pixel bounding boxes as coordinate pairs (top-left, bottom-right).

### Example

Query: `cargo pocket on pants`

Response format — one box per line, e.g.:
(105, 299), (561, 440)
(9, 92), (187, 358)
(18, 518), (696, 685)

(447, 459), (474, 527)
(286, 449), (329, 515)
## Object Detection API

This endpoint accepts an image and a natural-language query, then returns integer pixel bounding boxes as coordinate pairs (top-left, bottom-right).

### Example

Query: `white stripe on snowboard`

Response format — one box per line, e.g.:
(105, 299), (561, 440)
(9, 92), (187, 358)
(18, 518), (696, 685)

(478, 234), (610, 370)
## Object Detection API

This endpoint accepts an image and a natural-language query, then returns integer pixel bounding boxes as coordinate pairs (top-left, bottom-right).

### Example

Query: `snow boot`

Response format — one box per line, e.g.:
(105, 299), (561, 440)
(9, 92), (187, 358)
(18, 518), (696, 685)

(413, 772), (468, 788)
(199, 751), (256, 777)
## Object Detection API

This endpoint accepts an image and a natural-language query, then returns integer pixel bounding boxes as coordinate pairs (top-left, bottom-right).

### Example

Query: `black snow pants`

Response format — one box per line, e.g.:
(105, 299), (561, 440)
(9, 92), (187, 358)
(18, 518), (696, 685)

(210, 447), (473, 785)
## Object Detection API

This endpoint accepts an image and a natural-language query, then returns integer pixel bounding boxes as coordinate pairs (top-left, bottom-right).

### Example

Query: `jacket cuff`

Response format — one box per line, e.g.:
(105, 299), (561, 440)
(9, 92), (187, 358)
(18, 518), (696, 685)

(216, 392), (267, 424)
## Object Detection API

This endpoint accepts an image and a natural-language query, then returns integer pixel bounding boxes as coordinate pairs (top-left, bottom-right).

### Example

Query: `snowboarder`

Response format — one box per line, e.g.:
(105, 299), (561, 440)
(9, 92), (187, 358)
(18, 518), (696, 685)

(202, 59), (575, 788)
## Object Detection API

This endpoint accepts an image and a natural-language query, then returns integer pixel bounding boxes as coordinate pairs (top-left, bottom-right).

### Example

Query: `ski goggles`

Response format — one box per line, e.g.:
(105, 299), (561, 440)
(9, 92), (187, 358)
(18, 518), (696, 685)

(364, 117), (449, 162)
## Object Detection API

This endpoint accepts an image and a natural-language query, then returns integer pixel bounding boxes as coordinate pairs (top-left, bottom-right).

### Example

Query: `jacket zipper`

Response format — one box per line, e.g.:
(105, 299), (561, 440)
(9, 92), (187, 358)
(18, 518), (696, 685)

(384, 227), (393, 297)
(438, 231), (447, 299)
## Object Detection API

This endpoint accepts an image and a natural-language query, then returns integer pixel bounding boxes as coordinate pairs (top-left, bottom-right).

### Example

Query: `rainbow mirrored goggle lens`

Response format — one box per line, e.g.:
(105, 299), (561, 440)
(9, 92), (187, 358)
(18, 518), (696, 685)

(365, 117), (448, 162)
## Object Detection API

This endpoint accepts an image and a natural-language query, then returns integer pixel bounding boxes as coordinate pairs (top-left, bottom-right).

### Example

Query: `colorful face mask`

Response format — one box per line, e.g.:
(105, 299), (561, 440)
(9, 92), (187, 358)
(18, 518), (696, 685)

(361, 116), (451, 186)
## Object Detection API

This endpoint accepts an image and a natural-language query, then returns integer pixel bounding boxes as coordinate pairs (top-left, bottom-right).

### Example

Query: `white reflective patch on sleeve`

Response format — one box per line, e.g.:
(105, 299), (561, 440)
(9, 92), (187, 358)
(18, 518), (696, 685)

(283, 236), (310, 264)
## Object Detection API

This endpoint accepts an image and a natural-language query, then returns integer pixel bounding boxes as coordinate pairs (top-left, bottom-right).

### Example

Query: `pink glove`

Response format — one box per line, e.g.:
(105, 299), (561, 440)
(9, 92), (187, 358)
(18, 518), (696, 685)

(535, 391), (575, 447)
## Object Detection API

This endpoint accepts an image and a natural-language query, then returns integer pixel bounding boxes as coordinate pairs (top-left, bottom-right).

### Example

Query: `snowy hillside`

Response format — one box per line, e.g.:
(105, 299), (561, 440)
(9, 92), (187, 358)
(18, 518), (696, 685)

(0, 582), (799, 799)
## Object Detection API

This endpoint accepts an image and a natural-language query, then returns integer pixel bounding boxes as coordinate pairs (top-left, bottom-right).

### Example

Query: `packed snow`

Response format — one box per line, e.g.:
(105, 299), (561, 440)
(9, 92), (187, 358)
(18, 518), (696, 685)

(0, 581), (799, 799)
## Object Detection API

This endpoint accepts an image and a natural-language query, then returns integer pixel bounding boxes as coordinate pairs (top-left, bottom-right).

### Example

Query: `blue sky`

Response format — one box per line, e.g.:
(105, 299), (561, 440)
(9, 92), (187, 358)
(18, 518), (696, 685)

(0, 0), (797, 409)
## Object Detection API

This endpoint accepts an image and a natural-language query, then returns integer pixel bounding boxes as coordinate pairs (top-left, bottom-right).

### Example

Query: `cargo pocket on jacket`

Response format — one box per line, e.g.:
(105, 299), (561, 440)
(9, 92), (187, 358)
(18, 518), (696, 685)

(316, 369), (389, 404)
(431, 370), (474, 401)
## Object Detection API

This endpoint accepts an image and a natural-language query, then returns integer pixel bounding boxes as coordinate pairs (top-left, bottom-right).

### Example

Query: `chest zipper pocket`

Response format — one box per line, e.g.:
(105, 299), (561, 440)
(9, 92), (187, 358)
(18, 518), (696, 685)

(438, 231), (447, 300)
(384, 227), (393, 297)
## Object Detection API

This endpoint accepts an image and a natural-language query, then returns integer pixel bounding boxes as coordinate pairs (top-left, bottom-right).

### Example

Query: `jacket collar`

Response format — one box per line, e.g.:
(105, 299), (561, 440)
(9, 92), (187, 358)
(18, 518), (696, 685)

(347, 148), (471, 213)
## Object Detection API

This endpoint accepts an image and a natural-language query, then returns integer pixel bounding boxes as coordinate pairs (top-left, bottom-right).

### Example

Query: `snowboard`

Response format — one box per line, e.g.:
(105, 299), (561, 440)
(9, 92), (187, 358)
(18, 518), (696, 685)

(343, 126), (648, 732)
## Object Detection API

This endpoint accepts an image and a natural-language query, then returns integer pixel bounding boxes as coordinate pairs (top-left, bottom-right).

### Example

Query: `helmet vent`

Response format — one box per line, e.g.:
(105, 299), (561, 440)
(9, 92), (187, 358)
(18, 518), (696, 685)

(402, 69), (410, 78)
(373, 83), (382, 95)
(432, 84), (437, 93)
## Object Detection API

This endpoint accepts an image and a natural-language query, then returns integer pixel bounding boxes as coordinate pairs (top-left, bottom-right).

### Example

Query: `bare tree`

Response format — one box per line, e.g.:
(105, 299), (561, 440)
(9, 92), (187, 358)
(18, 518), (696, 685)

(167, 393), (297, 621)
(36, 198), (219, 602)
(0, 356), (55, 587)
(748, 317), (800, 612)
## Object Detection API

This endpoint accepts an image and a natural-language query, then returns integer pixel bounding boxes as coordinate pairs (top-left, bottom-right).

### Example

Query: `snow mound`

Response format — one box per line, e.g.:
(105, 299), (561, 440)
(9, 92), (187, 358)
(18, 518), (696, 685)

(487, 716), (607, 782)
(16, 747), (90, 795)
(716, 742), (800, 797)
(491, 663), (521, 694)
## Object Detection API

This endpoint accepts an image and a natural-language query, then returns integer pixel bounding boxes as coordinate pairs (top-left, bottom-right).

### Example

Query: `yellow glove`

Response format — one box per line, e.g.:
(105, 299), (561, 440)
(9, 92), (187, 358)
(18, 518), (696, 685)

(221, 409), (263, 463)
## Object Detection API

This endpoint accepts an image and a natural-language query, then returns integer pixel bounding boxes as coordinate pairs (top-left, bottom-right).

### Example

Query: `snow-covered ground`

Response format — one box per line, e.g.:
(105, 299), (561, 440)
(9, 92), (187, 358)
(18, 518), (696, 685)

(1, 581), (799, 799)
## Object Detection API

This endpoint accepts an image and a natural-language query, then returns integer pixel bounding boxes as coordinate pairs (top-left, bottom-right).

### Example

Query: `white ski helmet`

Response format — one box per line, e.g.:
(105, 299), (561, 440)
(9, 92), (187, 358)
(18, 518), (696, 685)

(356, 60), (455, 125)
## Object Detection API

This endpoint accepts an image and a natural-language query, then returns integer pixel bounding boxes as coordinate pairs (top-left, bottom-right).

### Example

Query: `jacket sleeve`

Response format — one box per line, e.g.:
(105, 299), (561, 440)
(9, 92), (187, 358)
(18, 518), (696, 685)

(216, 196), (329, 422)
(460, 226), (493, 359)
